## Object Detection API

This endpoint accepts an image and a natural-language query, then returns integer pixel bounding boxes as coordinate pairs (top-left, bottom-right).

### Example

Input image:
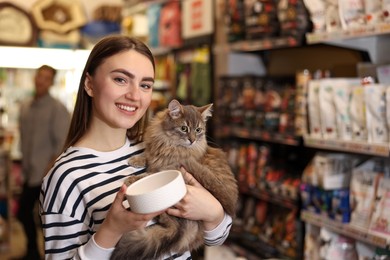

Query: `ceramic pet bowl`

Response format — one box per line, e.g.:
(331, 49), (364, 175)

(126, 169), (187, 214)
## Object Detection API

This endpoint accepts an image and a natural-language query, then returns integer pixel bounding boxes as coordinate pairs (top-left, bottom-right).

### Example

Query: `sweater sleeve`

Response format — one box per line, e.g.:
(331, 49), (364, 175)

(76, 234), (114, 260)
(203, 213), (232, 246)
(41, 212), (112, 260)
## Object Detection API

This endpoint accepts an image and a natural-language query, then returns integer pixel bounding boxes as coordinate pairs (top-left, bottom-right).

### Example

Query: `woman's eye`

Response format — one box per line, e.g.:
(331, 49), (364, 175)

(114, 77), (126, 84)
(181, 126), (188, 132)
(140, 83), (152, 90)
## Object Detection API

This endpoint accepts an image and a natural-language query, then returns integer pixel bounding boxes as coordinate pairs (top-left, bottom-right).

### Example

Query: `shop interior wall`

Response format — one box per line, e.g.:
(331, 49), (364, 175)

(0, 0), (123, 20)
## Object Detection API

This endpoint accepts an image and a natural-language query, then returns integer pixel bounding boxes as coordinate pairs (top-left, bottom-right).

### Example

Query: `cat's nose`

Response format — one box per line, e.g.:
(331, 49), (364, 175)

(189, 135), (196, 144)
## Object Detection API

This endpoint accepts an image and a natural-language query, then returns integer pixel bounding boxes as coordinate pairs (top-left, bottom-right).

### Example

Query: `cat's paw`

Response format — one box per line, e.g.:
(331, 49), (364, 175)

(124, 175), (144, 186)
(128, 155), (146, 168)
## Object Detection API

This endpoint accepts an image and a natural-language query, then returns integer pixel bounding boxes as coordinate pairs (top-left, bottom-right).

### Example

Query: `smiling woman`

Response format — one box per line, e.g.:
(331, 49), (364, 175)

(39, 34), (234, 260)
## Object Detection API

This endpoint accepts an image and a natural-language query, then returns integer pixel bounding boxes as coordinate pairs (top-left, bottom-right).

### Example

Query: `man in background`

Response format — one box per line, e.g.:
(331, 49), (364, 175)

(18, 65), (70, 260)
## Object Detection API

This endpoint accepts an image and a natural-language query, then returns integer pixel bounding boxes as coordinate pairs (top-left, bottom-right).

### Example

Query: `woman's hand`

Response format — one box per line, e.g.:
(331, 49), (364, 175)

(166, 167), (225, 231)
(94, 184), (164, 249)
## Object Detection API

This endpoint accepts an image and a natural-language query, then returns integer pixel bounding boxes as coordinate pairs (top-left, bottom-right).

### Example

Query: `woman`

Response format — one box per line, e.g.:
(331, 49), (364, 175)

(39, 35), (233, 259)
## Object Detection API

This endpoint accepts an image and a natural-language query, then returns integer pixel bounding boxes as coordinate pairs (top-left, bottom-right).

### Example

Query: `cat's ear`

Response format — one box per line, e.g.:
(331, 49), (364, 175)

(200, 103), (213, 121)
(168, 99), (183, 119)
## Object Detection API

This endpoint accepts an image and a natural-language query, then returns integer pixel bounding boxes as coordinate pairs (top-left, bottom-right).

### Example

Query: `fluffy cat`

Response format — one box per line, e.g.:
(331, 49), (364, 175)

(110, 99), (238, 260)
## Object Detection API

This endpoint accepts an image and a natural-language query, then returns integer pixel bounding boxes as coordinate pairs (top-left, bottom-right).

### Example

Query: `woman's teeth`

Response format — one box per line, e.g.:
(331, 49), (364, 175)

(117, 104), (136, 112)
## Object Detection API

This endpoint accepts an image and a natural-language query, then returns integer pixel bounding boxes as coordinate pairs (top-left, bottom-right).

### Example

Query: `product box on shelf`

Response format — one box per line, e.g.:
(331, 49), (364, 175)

(350, 158), (384, 230)
(368, 173), (390, 239)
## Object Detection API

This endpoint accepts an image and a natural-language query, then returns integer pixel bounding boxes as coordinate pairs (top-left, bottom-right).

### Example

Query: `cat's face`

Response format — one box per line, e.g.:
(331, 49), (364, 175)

(169, 111), (206, 147)
(163, 100), (212, 148)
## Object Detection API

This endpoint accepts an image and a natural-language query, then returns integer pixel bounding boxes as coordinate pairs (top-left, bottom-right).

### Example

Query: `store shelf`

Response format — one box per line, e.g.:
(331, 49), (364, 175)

(303, 135), (390, 157)
(240, 187), (298, 210)
(122, 0), (168, 15)
(213, 36), (299, 53)
(218, 126), (300, 146)
(151, 46), (173, 56)
(306, 23), (390, 43)
(305, 23), (390, 64)
(301, 210), (389, 249)
(228, 232), (294, 260)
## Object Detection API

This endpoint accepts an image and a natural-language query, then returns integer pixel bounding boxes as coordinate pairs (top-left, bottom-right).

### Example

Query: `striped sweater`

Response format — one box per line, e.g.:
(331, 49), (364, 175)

(39, 138), (232, 259)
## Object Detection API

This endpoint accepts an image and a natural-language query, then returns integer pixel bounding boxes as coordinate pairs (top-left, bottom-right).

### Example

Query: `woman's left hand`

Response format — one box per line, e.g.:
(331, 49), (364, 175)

(166, 167), (225, 231)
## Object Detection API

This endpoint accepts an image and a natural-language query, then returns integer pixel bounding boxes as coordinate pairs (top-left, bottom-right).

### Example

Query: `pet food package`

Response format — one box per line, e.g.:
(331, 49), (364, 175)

(387, 87), (390, 141)
(303, 0), (326, 33)
(333, 78), (361, 140)
(159, 1), (182, 47)
(350, 158), (382, 229)
(325, 0), (342, 32)
(319, 227), (339, 259)
(304, 223), (321, 260)
(349, 85), (367, 141)
(330, 188), (351, 223)
(355, 241), (376, 260)
(307, 79), (322, 138)
(363, 0), (383, 25)
(377, 64), (390, 85)
(244, 0), (279, 40)
(326, 234), (359, 260)
(338, 0), (366, 30)
(225, 0), (246, 42)
(147, 4), (161, 48)
(369, 170), (390, 239)
(318, 79), (337, 139)
(364, 84), (388, 143)
(277, 0), (311, 41)
(383, 0), (390, 23)
(294, 70), (311, 136)
(312, 152), (355, 190)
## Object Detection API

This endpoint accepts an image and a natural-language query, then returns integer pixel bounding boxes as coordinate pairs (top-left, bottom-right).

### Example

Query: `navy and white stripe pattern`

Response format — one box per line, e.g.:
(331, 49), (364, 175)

(40, 138), (232, 259)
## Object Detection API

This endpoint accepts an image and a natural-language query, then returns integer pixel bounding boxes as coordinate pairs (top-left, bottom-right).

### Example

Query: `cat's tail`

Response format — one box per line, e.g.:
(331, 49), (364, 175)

(110, 214), (203, 260)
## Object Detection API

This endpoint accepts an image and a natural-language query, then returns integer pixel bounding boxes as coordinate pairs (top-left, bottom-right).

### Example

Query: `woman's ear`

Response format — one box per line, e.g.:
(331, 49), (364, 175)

(84, 73), (93, 97)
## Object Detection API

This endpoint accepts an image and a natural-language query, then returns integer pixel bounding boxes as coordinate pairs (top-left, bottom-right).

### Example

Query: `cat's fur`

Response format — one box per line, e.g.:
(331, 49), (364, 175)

(110, 99), (238, 260)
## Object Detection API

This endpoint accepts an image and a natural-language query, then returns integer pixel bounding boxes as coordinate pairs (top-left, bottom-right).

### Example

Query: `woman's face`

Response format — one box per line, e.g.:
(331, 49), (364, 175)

(85, 49), (154, 130)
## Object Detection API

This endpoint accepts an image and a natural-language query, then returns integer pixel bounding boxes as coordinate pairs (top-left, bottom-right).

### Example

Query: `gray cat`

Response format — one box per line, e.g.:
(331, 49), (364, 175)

(111, 99), (238, 260)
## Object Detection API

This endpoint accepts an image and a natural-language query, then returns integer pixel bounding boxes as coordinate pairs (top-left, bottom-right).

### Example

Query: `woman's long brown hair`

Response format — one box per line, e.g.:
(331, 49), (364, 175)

(61, 35), (155, 153)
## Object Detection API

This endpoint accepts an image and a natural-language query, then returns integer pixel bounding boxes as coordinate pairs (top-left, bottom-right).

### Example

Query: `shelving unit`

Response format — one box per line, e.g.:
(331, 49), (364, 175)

(303, 135), (390, 157)
(298, 16), (390, 257)
(306, 23), (390, 43)
(0, 148), (12, 253)
(211, 0), (390, 258)
(301, 210), (389, 249)
(217, 126), (301, 146)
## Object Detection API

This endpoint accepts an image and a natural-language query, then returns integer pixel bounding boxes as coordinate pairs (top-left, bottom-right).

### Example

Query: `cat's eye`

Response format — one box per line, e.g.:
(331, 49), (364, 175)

(195, 128), (203, 134)
(181, 126), (188, 132)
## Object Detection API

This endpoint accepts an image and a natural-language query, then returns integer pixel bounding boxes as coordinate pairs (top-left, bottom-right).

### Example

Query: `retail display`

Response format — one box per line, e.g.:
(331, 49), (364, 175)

(0, 2), (38, 46)
(1, 0), (390, 259)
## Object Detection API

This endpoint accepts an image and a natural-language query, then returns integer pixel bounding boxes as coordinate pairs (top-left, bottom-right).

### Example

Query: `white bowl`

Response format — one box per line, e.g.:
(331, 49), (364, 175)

(126, 169), (187, 214)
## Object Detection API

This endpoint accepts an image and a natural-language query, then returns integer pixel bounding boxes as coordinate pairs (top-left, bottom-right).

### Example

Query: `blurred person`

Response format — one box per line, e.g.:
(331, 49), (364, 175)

(18, 65), (70, 260)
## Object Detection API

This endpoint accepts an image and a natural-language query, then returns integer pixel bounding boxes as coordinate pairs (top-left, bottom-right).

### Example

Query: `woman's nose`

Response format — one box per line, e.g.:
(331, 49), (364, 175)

(125, 85), (141, 100)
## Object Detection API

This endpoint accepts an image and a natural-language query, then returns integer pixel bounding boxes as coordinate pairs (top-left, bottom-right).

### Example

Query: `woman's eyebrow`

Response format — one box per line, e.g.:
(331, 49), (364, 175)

(112, 69), (154, 83)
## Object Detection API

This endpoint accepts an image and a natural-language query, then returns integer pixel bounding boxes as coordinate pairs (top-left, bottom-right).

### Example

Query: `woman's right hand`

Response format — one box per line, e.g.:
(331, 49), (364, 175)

(94, 184), (164, 249)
